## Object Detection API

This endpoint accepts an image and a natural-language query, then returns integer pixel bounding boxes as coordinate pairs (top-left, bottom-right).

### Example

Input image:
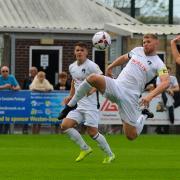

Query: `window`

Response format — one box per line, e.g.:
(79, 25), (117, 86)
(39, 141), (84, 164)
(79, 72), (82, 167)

(92, 48), (105, 74)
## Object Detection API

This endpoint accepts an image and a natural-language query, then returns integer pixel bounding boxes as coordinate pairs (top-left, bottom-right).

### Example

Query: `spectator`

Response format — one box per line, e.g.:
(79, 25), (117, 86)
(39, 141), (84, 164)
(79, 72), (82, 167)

(23, 67), (38, 89)
(54, 72), (71, 91)
(156, 66), (179, 134)
(0, 66), (21, 134)
(54, 72), (71, 134)
(22, 66), (38, 134)
(30, 71), (53, 134)
(30, 71), (53, 92)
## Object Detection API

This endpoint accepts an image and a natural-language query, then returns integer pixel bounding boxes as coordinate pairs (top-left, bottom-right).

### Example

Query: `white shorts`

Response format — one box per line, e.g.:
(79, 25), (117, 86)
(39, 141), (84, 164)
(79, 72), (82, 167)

(165, 92), (174, 107)
(103, 76), (141, 127)
(66, 109), (100, 128)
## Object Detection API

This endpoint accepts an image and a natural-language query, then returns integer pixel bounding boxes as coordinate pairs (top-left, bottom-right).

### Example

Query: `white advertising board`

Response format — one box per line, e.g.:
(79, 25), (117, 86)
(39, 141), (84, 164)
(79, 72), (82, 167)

(99, 94), (180, 125)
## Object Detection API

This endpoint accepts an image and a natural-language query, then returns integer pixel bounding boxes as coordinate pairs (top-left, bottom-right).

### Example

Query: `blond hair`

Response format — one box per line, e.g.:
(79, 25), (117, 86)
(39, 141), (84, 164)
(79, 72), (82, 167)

(143, 34), (158, 40)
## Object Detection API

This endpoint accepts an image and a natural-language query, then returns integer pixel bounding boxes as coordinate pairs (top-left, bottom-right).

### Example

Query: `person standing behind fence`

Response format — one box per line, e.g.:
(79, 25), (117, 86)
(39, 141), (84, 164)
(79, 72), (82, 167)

(54, 72), (71, 134)
(23, 67), (38, 89)
(22, 66), (38, 134)
(30, 71), (54, 134)
(54, 72), (71, 91)
(0, 66), (21, 134)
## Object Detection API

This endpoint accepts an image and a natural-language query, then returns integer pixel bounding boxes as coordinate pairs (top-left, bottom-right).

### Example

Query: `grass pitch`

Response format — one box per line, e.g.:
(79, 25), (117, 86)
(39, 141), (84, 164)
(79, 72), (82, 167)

(0, 134), (180, 180)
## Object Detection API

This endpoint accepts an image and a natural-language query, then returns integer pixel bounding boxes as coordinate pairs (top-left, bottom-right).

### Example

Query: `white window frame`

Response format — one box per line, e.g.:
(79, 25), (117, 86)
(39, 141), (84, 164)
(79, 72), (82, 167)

(29, 46), (63, 72)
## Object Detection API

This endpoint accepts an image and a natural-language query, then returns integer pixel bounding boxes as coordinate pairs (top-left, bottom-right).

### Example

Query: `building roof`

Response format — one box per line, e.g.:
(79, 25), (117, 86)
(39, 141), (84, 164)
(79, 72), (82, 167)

(105, 23), (180, 36)
(0, 0), (140, 33)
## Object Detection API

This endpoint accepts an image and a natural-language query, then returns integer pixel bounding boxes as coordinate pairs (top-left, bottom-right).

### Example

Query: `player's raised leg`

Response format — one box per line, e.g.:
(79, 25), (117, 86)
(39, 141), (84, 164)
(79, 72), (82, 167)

(58, 74), (106, 120)
(69, 74), (106, 107)
(123, 109), (154, 140)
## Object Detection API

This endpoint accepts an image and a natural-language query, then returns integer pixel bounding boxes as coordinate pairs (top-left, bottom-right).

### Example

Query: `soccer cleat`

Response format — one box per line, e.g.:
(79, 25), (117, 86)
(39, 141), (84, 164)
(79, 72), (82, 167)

(75, 147), (93, 162)
(142, 109), (154, 118)
(102, 153), (115, 164)
(58, 104), (77, 120)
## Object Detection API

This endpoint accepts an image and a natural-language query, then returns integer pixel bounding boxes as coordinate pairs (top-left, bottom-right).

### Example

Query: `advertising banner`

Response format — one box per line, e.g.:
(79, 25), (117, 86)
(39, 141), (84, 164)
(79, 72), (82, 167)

(0, 90), (68, 124)
(0, 91), (179, 125)
(99, 94), (180, 125)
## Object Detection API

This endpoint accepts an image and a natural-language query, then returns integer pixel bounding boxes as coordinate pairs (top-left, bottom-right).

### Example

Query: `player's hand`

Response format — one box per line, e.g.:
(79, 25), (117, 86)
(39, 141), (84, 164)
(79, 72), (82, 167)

(62, 96), (72, 105)
(105, 66), (113, 78)
(11, 86), (18, 91)
(4, 84), (12, 89)
(139, 95), (153, 108)
(171, 35), (180, 44)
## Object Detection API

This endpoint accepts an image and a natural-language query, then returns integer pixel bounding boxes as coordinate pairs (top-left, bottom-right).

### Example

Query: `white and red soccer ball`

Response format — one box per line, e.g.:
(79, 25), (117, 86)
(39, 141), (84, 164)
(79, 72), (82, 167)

(92, 31), (111, 50)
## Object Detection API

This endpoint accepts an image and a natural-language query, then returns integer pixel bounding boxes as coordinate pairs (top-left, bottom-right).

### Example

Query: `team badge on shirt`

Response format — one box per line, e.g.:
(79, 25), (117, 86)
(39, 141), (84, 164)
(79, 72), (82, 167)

(82, 69), (86, 73)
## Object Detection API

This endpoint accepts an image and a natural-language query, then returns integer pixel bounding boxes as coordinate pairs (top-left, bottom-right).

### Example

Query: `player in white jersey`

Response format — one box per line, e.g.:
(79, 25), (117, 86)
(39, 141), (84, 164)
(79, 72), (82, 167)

(171, 35), (180, 65)
(156, 66), (179, 124)
(59, 42), (115, 163)
(59, 34), (170, 141)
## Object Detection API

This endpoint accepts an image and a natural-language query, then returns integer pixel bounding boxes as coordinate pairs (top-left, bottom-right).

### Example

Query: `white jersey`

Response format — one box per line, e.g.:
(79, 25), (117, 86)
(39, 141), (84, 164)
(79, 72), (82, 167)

(69, 59), (102, 110)
(117, 47), (167, 95)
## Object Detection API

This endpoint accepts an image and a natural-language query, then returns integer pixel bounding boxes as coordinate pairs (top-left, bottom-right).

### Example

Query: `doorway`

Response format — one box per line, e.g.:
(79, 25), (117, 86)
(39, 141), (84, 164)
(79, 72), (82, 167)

(29, 46), (62, 85)
(93, 49), (106, 74)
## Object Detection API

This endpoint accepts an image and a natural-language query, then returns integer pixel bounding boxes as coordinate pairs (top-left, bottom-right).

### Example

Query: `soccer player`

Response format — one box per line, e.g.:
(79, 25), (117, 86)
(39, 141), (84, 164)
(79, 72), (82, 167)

(171, 35), (180, 64)
(59, 34), (170, 141)
(59, 42), (115, 163)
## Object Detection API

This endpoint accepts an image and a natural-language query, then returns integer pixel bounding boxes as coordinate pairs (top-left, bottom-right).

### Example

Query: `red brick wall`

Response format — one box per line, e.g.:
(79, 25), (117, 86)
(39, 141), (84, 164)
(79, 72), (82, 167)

(15, 39), (93, 87)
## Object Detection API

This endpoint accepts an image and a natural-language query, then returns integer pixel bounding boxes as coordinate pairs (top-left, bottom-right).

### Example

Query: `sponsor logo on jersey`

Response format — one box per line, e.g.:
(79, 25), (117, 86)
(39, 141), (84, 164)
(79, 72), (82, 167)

(131, 58), (147, 72)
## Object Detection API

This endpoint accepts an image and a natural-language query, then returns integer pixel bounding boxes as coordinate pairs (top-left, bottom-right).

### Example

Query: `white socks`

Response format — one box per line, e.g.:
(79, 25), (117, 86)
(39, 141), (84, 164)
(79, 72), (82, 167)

(93, 133), (113, 157)
(64, 128), (113, 156)
(136, 114), (148, 135)
(68, 79), (92, 107)
(64, 128), (89, 150)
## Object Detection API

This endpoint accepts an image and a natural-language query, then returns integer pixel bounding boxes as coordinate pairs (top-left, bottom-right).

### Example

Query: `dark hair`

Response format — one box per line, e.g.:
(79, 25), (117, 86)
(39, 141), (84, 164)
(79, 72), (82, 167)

(143, 34), (158, 40)
(74, 42), (88, 49)
(59, 71), (68, 78)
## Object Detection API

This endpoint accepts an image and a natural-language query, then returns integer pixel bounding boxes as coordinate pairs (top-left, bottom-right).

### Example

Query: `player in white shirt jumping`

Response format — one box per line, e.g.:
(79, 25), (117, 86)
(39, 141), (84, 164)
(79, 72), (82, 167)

(59, 42), (115, 163)
(59, 34), (170, 141)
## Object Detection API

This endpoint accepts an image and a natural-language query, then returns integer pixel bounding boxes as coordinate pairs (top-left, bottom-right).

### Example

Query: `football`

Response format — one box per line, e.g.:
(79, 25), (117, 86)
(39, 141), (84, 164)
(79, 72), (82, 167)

(92, 31), (111, 50)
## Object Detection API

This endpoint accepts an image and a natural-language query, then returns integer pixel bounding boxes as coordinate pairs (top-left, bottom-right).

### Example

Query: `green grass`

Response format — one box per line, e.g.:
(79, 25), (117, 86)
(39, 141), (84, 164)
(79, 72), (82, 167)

(0, 134), (180, 180)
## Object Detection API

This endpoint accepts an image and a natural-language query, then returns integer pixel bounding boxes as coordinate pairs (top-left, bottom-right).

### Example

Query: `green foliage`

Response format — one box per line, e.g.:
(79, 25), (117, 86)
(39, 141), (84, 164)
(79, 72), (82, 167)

(0, 135), (180, 180)
(137, 15), (169, 24)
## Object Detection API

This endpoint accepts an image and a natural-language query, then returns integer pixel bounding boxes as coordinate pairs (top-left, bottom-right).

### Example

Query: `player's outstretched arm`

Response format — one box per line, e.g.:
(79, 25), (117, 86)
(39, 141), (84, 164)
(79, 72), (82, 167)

(171, 36), (180, 64)
(140, 74), (170, 107)
(106, 54), (129, 77)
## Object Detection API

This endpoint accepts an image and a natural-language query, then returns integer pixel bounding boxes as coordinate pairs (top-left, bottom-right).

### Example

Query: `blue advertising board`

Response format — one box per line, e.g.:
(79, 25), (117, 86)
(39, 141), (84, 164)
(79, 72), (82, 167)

(0, 90), (69, 124)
